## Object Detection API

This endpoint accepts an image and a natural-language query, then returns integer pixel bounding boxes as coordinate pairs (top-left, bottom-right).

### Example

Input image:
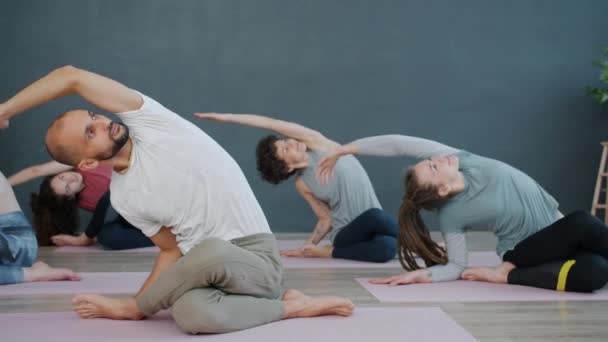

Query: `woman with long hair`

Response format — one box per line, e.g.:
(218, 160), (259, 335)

(194, 113), (398, 262)
(10, 160), (152, 250)
(318, 134), (608, 292)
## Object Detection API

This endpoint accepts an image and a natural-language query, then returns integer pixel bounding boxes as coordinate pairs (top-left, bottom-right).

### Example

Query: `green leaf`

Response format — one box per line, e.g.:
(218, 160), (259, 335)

(586, 87), (601, 96)
(601, 69), (608, 84)
(601, 93), (608, 104)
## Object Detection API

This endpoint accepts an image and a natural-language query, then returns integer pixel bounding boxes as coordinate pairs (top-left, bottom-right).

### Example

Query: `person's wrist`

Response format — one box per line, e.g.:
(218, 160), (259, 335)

(342, 144), (357, 156)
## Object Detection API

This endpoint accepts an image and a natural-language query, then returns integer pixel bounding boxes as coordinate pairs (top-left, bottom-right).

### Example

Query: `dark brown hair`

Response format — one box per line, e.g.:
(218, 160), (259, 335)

(255, 135), (296, 184)
(30, 175), (80, 246)
(397, 168), (451, 271)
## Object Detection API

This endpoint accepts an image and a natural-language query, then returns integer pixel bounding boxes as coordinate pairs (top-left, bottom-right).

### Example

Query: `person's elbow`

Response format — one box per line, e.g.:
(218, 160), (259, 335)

(52, 65), (81, 87)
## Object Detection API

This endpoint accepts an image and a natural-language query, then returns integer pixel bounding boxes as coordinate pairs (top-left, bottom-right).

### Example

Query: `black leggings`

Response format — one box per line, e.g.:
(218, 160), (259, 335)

(503, 211), (608, 292)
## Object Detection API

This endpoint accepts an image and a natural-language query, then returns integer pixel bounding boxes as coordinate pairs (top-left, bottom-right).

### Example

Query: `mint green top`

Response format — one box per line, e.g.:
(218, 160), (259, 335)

(351, 135), (561, 282)
(438, 151), (560, 257)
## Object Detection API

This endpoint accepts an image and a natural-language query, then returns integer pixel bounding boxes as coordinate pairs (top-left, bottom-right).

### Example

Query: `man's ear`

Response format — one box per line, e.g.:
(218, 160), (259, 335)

(78, 159), (99, 171)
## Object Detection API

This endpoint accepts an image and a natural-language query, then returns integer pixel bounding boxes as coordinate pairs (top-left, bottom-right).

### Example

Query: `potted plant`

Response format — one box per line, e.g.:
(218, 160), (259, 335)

(587, 48), (608, 105)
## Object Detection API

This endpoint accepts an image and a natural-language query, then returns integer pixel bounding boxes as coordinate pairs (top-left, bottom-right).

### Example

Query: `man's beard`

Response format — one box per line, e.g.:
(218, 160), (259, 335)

(97, 122), (130, 160)
(110, 122), (130, 156)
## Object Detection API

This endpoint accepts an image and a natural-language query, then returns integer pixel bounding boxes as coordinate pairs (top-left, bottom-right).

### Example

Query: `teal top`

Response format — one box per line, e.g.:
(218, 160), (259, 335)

(299, 149), (381, 241)
(438, 151), (560, 257)
(351, 134), (561, 282)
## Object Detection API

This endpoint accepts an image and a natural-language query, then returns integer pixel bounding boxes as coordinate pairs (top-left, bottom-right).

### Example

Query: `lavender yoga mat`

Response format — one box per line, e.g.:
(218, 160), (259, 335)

(52, 240), (308, 253)
(0, 272), (147, 296)
(282, 251), (501, 269)
(0, 307), (477, 342)
(357, 278), (608, 302)
(53, 245), (160, 253)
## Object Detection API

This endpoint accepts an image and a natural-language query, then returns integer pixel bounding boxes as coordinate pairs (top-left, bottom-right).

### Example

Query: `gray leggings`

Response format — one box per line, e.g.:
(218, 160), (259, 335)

(136, 233), (286, 334)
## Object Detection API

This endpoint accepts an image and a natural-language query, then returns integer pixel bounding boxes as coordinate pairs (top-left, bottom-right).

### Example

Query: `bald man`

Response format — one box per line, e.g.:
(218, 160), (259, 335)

(0, 66), (353, 334)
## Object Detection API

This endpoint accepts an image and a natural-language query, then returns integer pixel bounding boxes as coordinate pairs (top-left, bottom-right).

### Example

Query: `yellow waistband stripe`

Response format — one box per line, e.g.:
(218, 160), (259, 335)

(556, 260), (576, 291)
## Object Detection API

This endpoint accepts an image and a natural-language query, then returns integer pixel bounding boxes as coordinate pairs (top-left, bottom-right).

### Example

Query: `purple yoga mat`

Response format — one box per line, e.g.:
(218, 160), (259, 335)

(0, 307), (476, 342)
(52, 240), (308, 253)
(53, 245), (160, 253)
(357, 278), (608, 302)
(0, 272), (147, 296)
(282, 251), (500, 269)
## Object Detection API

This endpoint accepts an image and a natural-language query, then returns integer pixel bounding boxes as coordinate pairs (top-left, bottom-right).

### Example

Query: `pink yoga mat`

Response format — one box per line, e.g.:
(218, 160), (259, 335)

(0, 307), (476, 342)
(282, 251), (500, 269)
(0, 272), (147, 296)
(357, 278), (608, 302)
(53, 245), (160, 253)
(52, 240), (309, 253)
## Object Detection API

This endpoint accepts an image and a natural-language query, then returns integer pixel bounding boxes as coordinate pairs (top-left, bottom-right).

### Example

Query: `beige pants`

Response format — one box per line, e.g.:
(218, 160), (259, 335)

(136, 233), (285, 334)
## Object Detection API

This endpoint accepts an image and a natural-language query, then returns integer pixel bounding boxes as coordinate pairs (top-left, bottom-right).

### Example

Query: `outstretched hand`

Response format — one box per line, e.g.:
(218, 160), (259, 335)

(193, 112), (232, 123)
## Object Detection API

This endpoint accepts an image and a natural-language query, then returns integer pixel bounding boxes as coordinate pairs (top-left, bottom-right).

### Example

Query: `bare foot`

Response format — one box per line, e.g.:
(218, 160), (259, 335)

(23, 261), (81, 282)
(72, 294), (144, 320)
(282, 289), (354, 319)
(301, 245), (334, 258)
(461, 262), (516, 284)
(281, 244), (334, 258)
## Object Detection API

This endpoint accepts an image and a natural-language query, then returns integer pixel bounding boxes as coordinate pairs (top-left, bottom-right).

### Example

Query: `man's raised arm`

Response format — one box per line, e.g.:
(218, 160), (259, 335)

(0, 66), (142, 128)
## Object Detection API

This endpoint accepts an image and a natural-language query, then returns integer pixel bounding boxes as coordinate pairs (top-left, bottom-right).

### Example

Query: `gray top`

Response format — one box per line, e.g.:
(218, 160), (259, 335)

(299, 149), (381, 240)
(351, 135), (560, 282)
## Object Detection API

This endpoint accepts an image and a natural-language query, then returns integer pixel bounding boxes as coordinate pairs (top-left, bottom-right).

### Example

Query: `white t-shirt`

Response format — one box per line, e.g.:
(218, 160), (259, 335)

(110, 90), (271, 254)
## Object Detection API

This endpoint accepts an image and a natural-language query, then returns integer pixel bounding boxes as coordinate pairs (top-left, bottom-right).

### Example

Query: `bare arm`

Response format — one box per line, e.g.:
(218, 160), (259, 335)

(295, 177), (333, 245)
(0, 65), (142, 126)
(134, 227), (182, 298)
(194, 113), (338, 151)
(8, 160), (72, 186)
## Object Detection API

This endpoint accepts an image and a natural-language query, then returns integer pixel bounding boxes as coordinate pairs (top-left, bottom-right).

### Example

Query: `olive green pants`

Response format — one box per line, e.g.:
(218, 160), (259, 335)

(136, 233), (285, 334)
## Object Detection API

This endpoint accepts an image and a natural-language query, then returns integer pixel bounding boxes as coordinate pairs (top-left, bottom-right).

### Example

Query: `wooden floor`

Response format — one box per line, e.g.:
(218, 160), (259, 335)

(1, 232), (607, 342)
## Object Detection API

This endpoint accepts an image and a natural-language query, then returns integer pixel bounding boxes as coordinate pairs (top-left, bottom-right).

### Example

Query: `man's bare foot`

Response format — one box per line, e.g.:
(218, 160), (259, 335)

(282, 289), (354, 319)
(461, 261), (516, 284)
(23, 261), (81, 282)
(72, 294), (144, 320)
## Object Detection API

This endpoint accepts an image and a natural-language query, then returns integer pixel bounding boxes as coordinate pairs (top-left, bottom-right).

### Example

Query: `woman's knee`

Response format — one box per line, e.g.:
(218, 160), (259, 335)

(567, 254), (608, 292)
(363, 208), (398, 232)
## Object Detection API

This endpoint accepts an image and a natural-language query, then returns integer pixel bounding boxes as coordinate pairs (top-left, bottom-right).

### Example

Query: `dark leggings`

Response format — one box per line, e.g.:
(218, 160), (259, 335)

(503, 211), (608, 292)
(84, 191), (153, 250)
(331, 208), (398, 262)
(96, 218), (154, 250)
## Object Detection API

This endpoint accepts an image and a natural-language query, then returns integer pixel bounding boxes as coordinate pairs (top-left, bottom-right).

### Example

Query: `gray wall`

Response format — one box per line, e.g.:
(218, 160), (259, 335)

(1, 0), (607, 232)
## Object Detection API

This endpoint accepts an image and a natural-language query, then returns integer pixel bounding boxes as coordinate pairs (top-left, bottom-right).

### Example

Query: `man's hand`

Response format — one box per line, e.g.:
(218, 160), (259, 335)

(51, 234), (95, 247)
(193, 112), (232, 123)
(0, 104), (9, 129)
(369, 269), (432, 286)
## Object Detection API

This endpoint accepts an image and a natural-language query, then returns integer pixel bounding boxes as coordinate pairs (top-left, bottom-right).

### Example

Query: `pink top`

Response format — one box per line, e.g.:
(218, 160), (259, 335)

(76, 165), (112, 212)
